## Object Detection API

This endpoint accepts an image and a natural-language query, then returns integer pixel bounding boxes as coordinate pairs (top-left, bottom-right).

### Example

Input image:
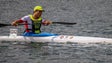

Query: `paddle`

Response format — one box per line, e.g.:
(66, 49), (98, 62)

(0, 22), (76, 27)
(52, 22), (76, 25)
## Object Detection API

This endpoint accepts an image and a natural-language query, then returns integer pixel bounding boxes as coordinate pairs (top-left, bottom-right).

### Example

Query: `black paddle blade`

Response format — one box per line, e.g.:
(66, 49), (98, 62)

(52, 22), (76, 25)
(0, 23), (11, 27)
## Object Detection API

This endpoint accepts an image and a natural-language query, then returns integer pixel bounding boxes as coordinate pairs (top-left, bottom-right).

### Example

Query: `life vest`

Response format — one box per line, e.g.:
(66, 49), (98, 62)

(25, 15), (42, 34)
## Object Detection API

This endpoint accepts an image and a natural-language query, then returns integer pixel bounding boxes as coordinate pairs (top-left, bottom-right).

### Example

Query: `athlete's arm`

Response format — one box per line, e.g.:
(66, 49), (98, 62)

(11, 19), (24, 26)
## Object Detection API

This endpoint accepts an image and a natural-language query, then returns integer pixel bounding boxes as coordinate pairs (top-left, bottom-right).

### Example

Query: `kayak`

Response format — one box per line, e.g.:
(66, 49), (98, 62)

(0, 35), (112, 44)
(0, 29), (112, 44)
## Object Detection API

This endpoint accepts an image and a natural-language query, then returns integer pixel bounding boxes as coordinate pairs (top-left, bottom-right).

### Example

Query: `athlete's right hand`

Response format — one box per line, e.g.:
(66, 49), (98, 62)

(11, 21), (18, 26)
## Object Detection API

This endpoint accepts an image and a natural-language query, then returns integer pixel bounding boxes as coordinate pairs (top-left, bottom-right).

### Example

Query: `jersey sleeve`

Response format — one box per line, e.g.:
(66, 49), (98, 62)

(17, 15), (30, 23)
(20, 15), (29, 21)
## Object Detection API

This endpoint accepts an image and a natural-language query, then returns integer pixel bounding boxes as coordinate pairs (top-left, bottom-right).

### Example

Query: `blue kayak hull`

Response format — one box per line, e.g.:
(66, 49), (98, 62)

(23, 32), (58, 37)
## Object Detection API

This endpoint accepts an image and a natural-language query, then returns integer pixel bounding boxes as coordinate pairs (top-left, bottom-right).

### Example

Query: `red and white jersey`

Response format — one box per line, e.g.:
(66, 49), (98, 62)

(19, 15), (45, 32)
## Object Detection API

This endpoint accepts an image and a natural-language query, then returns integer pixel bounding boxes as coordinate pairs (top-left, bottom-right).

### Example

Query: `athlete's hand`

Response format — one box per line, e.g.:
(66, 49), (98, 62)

(42, 20), (52, 25)
(11, 21), (18, 26)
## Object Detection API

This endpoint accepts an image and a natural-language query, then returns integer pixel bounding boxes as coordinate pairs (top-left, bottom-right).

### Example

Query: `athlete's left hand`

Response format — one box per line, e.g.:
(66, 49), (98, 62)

(42, 20), (52, 25)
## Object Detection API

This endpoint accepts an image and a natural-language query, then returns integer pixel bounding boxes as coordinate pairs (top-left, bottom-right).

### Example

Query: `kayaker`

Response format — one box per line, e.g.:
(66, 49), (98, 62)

(11, 6), (52, 36)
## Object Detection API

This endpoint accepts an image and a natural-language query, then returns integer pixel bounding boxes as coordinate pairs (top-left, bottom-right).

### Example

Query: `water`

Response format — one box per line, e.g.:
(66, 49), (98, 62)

(0, 0), (112, 63)
(0, 42), (112, 63)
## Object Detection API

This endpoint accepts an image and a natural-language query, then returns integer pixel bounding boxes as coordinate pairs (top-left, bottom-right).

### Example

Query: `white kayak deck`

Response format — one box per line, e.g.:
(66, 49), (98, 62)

(0, 35), (112, 44)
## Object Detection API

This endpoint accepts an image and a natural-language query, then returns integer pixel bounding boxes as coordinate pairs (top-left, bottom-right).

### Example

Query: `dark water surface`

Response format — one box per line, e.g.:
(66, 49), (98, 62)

(0, 0), (112, 63)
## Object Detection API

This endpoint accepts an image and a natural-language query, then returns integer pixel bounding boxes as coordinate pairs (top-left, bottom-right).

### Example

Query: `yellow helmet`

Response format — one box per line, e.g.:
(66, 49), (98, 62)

(34, 6), (44, 11)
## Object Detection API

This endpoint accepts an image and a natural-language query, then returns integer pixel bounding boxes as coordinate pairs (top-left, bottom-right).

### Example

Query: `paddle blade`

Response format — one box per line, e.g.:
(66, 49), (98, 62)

(0, 23), (25, 27)
(0, 23), (11, 27)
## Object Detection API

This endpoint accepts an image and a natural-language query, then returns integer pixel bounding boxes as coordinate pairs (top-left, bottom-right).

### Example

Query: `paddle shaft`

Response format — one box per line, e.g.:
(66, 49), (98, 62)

(0, 22), (76, 27)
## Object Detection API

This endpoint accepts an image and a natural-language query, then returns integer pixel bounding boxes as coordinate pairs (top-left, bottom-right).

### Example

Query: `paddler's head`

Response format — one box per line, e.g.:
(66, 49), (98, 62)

(33, 6), (44, 19)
